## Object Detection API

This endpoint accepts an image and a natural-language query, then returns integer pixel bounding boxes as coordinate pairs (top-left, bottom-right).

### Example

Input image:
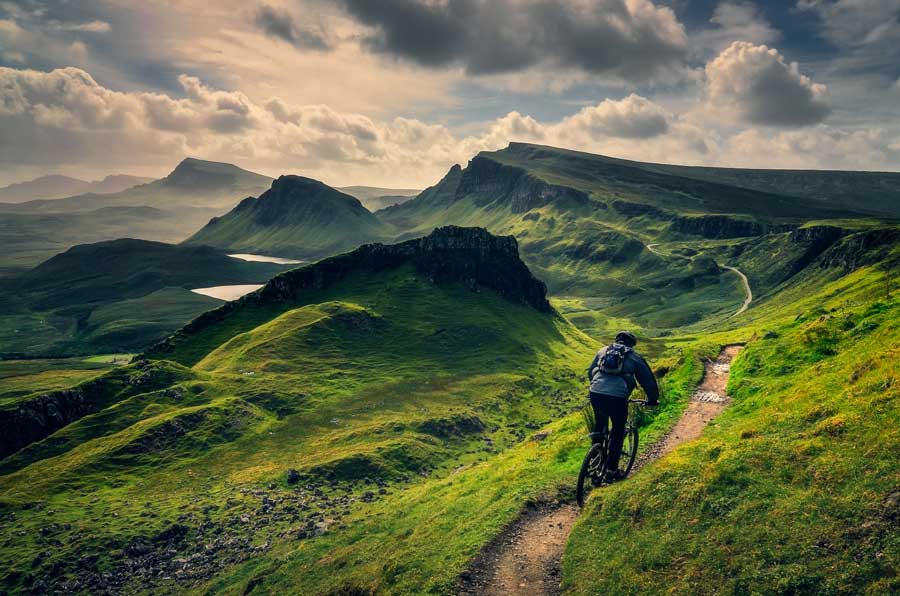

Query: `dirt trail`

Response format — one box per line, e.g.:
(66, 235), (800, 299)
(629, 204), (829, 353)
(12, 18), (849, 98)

(645, 243), (752, 318)
(459, 345), (743, 596)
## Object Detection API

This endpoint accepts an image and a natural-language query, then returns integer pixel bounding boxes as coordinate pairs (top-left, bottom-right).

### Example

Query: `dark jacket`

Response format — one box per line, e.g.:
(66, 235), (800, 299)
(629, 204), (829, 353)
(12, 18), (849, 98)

(587, 345), (659, 403)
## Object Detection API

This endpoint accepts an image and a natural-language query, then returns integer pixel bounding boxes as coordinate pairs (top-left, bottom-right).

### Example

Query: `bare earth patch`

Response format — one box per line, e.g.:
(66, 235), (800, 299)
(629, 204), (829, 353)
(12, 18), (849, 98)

(459, 345), (743, 596)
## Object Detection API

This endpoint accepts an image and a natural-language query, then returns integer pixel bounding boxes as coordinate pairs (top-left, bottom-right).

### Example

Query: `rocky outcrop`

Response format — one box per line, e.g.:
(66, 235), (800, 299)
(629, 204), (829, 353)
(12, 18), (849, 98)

(784, 225), (848, 277)
(145, 227), (552, 360)
(672, 215), (796, 239)
(455, 157), (590, 214)
(0, 361), (191, 461)
(612, 200), (667, 219)
(818, 228), (900, 272)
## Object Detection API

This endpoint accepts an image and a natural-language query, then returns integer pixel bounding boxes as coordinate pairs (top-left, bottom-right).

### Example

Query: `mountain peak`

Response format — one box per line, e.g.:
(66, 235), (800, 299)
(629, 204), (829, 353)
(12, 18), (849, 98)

(238, 175), (369, 223)
(163, 158), (271, 191)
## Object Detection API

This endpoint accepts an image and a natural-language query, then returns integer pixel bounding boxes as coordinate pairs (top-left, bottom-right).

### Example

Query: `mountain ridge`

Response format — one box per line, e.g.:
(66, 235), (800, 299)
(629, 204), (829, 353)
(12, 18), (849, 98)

(0, 173), (153, 204)
(184, 174), (391, 259)
(147, 225), (551, 365)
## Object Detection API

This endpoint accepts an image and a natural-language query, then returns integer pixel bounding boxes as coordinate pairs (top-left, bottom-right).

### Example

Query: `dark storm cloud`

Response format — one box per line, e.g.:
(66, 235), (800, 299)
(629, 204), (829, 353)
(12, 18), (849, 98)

(337, 0), (688, 81)
(254, 4), (330, 50)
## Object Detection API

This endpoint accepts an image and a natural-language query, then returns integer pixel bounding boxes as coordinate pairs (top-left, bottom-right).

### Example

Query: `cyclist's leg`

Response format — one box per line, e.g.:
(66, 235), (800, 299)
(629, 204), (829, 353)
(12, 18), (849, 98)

(606, 397), (629, 470)
(588, 392), (608, 444)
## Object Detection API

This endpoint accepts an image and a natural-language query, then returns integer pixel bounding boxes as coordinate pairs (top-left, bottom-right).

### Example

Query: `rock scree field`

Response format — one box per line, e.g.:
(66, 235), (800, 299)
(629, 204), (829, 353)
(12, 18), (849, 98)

(1, 143), (900, 596)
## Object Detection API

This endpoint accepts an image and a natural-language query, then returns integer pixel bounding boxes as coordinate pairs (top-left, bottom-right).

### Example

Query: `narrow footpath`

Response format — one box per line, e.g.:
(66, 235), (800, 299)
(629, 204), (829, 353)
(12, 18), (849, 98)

(459, 346), (743, 596)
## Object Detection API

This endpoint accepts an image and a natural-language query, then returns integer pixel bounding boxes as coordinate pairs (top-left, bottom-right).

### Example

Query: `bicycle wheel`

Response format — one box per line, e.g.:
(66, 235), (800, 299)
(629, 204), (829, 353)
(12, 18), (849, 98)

(619, 426), (639, 477)
(576, 443), (605, 507)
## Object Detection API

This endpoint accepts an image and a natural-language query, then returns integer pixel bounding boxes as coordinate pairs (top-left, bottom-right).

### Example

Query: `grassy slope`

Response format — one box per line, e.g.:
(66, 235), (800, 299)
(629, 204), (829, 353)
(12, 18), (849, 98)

(186, 177), (392, 261)
(381, 168), (746, 335)
(0, 265), (585, 594)
(0, 356), (128, 406)
(0, 240), (290, 356)
(0, 207), (183, 277)
(563, 250), (900, 594)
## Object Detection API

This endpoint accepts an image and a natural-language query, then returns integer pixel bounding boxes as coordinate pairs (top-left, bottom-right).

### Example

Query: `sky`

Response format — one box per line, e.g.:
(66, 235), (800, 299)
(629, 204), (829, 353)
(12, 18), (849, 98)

(1, 0), (899, 188)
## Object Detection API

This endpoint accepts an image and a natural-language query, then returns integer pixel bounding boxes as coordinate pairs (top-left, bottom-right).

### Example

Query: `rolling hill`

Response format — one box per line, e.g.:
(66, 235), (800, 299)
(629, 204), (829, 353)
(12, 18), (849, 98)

(0, 239), (292, 356)
(0, 174), (152, 203)
(185, 175), (392, 260)
(0, 226), (616, 595)
(2, 144), (900, 595)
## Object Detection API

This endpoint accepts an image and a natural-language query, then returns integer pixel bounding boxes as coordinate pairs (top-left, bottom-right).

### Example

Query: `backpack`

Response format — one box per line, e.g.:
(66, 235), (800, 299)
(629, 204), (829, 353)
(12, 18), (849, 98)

(595, 343), (632, 377)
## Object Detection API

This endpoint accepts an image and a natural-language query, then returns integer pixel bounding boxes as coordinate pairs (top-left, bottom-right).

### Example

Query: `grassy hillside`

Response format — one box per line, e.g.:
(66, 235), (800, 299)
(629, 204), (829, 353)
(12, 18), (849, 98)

(562, 233), (900, 594)
(186, 175), (392, 260)
(0, 227), (620, 595)
(496, 143), (900, 219)
(0, 206), (183, 278)
(0, 239), (291, 356)
(2, 145), (899, 595)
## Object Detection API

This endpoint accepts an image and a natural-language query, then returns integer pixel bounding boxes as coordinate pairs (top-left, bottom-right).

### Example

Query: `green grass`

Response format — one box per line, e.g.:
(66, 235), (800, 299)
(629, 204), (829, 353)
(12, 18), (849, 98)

(2, 144), (900, 595)
(0, 356), (125, 405)
(0, 240), (291, 356)
(185, 176), (392, 260)
(562, 262), (900, 595)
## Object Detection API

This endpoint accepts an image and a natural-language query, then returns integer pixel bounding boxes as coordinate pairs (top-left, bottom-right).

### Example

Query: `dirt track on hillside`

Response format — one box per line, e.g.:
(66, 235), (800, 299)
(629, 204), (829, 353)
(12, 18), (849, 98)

(458, 345), (743, 596)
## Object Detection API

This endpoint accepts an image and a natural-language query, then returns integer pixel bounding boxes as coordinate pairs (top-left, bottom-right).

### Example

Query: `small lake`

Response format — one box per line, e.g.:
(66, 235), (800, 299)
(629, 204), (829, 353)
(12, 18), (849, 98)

(191, 285), (263, 301)
(228, 253), (304, 265)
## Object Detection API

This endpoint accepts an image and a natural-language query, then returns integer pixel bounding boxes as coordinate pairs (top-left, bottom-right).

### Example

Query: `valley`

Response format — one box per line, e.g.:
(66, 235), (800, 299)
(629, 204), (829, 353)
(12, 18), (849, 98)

(1, 143), (899, 595)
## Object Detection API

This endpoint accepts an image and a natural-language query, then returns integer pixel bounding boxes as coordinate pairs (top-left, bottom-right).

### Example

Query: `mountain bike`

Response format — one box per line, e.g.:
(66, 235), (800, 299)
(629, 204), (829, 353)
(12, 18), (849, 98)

(576, 399), (647, 507)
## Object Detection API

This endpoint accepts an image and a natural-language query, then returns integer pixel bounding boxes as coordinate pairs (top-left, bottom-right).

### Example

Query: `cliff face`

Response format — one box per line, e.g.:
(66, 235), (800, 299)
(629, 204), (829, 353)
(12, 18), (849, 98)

(146, 226), (552, 360)
(455, 157), (590, 214)
(0, 361), (192, 463)
(672, 215), (796, 239)
(818, 228), (900, 272)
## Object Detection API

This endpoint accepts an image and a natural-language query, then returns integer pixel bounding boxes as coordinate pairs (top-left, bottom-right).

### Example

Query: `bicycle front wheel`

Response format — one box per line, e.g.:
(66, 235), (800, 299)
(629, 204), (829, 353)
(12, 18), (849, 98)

(576, 443), (604, 508)
(620, 426), (639, 477)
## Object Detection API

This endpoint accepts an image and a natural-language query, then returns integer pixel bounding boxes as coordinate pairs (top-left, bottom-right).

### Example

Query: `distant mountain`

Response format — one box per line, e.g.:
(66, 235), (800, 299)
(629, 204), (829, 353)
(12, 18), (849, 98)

(0, 158), (272, 215)
(186, 175), (391, 260)
(0, 159), (275, 273)
(377, 143), (895, 332)
(337, 185), (421, 211)
(0, 174), (152, 203)
(0, 238), (292, 355)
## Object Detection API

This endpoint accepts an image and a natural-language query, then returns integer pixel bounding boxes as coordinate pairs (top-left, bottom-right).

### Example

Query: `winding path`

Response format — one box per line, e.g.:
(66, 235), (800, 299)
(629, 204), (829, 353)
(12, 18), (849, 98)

(459, 346), (743, 596)
(646, 242), (752, 318)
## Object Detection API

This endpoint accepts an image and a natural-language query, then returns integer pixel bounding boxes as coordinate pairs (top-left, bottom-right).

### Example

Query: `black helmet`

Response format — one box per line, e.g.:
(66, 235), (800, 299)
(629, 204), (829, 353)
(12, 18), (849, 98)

(615, 331), (637, 347)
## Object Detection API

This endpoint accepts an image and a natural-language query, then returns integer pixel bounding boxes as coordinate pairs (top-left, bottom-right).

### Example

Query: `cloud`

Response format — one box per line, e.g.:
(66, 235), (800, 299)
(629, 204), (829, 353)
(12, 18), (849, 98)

(705, 41), (831, 127)
(254, 3), (329, 49)
(0, 66), (713, 186)
(336, 0), (689, 83)
(53, 20), (112, 33)
(2, 65), (896, 189)
(559, 94), (671, 139)
(721, 125), (900, 171)
(796, 0), (900, 47)
(697, 1), (780, 52)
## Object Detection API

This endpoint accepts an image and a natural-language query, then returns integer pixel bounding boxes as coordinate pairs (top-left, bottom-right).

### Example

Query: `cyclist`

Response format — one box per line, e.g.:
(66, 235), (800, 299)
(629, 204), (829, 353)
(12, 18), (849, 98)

(586, 331), (659, 481)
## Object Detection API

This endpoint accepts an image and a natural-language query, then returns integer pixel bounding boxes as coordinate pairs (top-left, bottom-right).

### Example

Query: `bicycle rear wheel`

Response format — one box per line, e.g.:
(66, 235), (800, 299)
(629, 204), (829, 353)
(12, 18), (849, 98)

(619, 426), (639, 477)
(576, 443), (605, 508)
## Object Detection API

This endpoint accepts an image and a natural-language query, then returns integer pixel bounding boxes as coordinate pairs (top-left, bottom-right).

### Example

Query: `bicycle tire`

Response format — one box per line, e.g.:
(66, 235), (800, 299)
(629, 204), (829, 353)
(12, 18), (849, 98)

(576, 443), (604, 507)
(620, 426), (639, 477)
